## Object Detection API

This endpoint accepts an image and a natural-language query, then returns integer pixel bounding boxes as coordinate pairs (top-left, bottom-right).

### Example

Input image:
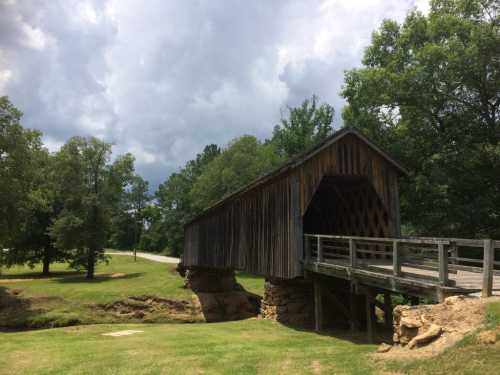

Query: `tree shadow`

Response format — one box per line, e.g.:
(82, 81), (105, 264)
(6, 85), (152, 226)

(0, 286), (51, 332)
(0, 270), (81, 280)
(280, 320), (393, 345)
(54, 272), (144, 284)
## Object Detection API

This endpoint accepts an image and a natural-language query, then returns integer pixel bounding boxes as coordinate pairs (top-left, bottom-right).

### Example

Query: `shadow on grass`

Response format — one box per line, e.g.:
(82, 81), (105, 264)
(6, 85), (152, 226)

(0, 270), (82, 280)
(54, 272), (144, 284)
(281, 320), (392, 345)
(0, 286), (64, 332)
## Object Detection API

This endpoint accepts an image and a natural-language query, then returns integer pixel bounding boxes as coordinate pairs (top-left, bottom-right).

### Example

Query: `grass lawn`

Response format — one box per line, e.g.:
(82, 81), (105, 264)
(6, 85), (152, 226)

(0, 255), (264, 328)
(2, 254), (500, 374)
(0, 320), (376, 375)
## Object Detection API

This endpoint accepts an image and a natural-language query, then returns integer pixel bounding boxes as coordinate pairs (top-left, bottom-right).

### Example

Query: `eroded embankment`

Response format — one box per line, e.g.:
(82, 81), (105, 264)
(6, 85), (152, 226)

(375, 295), (500, 360)
(96, 291), (261, 323)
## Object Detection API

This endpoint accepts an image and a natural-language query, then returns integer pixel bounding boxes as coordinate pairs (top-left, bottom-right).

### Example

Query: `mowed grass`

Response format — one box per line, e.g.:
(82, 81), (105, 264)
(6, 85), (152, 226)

(0, 320), (376, 375)
(0, 255), (264, 328)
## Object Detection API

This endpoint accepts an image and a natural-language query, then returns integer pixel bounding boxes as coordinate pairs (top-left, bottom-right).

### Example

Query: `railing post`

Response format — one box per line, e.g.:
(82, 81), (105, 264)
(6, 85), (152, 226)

(393, 241), (401, 277)
(349, 238), (356, 268)
(438, 242), (449, 286)
(449, 241), (458, 266)
(317, 236), (323, 263)
(482, 239), (494, 298)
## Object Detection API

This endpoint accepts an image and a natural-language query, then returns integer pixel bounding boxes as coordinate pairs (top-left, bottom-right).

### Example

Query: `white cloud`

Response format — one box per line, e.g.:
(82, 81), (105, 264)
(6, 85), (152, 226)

(0, 0), (429, 188)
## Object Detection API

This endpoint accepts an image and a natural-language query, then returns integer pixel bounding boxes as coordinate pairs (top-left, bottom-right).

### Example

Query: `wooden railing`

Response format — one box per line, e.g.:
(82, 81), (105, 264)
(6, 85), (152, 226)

(304, 234), (500, 297)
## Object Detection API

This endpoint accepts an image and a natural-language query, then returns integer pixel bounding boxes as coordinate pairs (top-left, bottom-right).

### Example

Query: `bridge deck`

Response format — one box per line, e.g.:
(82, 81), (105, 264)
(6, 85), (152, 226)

(304, 234), (500, 301)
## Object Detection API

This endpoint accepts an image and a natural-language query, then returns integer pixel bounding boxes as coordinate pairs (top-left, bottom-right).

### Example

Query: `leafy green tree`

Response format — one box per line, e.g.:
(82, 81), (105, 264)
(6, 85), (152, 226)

(50, 137), (134, 279)
(6, 151), (67, 275)
(108, 175), (150, 254)
(0, 97), (44, 256)
(154, 144), (221, 256)
(342, 0), (500, 238)
(190, 136), (282, 211)
(272, 95), (335, 158)
(138, 205), (167, 252)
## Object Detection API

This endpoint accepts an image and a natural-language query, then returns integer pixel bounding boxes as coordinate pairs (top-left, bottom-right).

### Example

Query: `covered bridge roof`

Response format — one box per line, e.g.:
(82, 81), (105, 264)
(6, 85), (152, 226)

(188, 127), (407, 224)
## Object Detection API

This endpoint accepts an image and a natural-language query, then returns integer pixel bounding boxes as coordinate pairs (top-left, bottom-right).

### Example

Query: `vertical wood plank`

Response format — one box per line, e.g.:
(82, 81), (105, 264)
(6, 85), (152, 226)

(317, 236), (323, 263)
(349, 238), (357, 268)
(482, 239), (494, 298)
(365, 292), (375, 343)
(438, 242), (449, 286)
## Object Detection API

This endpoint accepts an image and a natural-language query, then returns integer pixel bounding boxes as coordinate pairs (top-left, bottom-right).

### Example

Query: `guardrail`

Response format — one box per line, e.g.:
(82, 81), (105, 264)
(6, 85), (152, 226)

(303, 234), (500, 297)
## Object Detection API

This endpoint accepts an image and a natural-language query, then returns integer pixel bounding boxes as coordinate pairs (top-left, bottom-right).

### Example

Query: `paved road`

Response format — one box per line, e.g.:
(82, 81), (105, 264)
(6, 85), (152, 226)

(107, 251), (180, 264)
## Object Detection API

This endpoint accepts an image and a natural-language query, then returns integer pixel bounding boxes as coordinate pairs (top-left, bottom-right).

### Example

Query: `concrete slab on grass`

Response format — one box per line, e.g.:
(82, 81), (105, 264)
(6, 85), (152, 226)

(102, 330), (144, 337)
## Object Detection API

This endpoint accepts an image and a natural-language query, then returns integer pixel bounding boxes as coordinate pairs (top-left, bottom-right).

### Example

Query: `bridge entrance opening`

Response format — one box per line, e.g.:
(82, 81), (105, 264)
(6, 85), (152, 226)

(303, 176), (392, 238)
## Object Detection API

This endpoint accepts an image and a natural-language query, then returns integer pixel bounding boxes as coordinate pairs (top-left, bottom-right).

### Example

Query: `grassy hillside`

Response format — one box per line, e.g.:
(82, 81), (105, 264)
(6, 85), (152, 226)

(0, 255), (264, 328)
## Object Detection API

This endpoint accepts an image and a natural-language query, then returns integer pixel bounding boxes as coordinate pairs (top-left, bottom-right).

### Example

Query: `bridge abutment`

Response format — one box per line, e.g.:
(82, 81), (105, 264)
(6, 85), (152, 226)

(260, 278), (314, 327)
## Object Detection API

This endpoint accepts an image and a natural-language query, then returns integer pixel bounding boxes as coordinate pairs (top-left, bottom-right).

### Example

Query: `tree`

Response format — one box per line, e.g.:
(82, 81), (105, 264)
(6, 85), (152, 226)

(154, 144), (221, 256)
(6, 150), (67, 275)
(272, 95), (335, 158)
(190, 136), (282, 211)
(0, 97), (50, 273)
(128, 175), (150, 260)
(0, 97), (43, 252)
(108, 174), (150, 256)
(342, 0), (500, 238)
(50, 137), (134, 279)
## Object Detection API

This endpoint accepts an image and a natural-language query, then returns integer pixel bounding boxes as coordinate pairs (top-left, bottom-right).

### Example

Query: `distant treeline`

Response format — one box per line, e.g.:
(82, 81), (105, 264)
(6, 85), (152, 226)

(1, 0), (498, 277)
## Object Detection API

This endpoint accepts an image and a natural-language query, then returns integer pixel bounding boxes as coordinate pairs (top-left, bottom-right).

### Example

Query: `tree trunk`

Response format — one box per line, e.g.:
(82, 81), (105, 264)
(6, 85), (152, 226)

(86, 248), (95, 279)
(42, 252), (50, 276)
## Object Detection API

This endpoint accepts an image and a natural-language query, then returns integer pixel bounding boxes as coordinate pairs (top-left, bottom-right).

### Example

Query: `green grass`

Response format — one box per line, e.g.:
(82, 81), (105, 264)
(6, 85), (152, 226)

(0, 320), (375, 375)
(0, 255), (264, 328)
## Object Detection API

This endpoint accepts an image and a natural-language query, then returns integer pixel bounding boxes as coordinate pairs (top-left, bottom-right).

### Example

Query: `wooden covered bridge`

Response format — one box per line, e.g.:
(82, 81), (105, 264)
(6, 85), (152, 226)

(183, 128), (499, 338)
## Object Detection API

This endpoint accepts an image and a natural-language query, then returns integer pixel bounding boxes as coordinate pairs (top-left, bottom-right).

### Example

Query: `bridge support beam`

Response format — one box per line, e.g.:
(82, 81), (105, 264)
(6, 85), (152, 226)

(314, 279), (323, 332)
(365, 290), (376, 343)
(383, 292), (393, 329)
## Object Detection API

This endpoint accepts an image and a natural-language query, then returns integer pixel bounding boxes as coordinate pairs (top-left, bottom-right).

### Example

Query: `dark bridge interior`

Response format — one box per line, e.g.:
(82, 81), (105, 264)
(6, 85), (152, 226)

(303, 176), (391, 238)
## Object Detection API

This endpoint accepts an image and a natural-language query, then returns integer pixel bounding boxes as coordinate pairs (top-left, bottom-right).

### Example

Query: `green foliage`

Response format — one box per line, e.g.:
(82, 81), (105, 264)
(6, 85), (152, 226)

(49, 137), (134, 278)
(6, 150), (68, 274)
(342, 0), (500, 238)
(272, 95), (334, 158)
(109, 175), (150, 250)
(190, 136), (282, 211)
(153, 144), (221, 256)
(0, 96), (44, 255)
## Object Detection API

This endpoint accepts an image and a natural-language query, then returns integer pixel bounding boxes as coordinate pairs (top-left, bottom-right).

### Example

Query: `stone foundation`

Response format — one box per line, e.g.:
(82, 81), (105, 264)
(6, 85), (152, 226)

(260, 278), (314, 327)
(180, 266), (261, 322)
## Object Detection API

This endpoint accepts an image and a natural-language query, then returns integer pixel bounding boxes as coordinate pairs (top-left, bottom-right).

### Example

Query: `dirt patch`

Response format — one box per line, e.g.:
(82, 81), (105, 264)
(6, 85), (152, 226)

(374, 295), (500, 360)
(96, 291), (261, 323)
(96, 295), (202, 322)
(110, 273), (126, 278)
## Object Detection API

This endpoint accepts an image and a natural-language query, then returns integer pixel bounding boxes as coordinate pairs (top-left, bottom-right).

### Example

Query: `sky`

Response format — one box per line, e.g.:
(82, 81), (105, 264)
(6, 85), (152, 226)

(0, 0), (429, 189)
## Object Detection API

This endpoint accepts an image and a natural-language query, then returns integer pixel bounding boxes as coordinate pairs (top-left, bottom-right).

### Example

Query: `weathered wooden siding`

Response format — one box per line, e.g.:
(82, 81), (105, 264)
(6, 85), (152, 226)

(183, 130), (404, 279)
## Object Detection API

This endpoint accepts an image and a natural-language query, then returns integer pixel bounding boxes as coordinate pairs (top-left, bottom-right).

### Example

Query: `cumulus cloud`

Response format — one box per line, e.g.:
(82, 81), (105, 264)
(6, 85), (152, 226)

(0, 0), (428, 188)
